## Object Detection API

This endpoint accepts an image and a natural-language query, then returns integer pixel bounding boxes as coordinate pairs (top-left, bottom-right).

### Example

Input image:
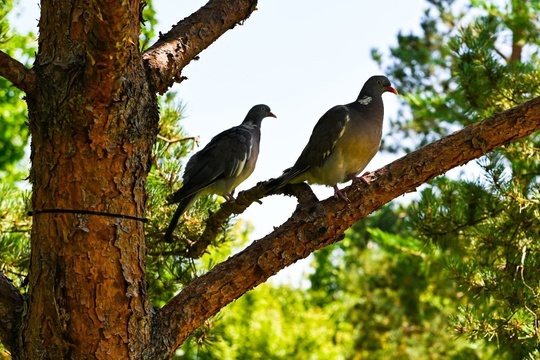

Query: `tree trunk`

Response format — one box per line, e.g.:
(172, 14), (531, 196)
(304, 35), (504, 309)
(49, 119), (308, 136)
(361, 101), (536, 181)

(22, 0), (158, 358)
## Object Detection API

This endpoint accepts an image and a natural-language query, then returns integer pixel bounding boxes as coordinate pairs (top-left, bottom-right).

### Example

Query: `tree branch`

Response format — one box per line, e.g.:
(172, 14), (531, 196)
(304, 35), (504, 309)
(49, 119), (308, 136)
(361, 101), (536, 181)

(0, 272), (24, 353)
(184, 183), (318, 259)
(143, 0), (258, 94)
(157, 97), (540, 355)
(0, 50), (35, 95)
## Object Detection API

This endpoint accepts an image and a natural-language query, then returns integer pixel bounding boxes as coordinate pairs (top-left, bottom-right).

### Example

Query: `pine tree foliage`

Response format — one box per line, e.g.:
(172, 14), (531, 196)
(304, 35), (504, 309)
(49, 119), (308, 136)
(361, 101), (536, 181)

(0, 0), (34, 296)
(304, 0), (540, 358)
(0, 184), (29, 288)
(370, 0), (540, 356)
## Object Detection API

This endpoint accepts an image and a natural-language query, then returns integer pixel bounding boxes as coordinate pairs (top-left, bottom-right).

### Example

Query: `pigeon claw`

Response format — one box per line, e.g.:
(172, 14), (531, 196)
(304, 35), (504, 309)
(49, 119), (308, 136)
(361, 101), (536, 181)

(333, 185), (351, 203)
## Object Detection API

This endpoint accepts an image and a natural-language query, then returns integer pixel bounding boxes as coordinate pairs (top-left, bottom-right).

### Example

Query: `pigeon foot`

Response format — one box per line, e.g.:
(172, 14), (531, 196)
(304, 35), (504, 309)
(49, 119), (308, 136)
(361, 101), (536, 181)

(333, 185), (350, 202)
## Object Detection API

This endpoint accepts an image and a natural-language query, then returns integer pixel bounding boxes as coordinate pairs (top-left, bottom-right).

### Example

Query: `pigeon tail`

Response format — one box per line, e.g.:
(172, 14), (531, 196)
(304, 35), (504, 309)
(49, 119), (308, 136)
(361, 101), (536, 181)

(163, 194), (196, 243)
(265, 175), (287, 193)
(266, 168), (303, 193)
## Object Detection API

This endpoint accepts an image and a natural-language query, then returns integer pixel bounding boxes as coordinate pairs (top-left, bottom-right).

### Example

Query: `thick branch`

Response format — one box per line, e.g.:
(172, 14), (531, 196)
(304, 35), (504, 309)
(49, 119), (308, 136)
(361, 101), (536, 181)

(158, 96), (540, 355)
(0, 272), (24, 353)
(0, 50), (35, 95)
(143, 0), (258, 94)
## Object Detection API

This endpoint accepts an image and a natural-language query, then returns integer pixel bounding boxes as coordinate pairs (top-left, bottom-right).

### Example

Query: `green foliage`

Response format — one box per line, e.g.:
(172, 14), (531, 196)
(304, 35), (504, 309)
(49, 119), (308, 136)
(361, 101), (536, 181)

(0, 4), (34, 355)
(0, 3), (9, 43)
(0, 3), (33, 316)
(372, 1), (465, 152)
(309, 206), (492, 359)
(178, 284), (355, 360)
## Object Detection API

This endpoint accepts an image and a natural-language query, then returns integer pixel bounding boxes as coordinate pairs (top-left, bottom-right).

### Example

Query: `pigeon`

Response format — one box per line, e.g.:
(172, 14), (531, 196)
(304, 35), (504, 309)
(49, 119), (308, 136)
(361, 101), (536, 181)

(268, 75), (397, 200)
(164, 104), (276, 242)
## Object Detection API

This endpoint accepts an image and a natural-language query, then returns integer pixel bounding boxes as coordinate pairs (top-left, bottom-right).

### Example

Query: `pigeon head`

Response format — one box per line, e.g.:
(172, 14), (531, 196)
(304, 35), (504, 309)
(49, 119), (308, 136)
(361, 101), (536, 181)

(242, 104), (277, 126)
(358, 75), (398, 99)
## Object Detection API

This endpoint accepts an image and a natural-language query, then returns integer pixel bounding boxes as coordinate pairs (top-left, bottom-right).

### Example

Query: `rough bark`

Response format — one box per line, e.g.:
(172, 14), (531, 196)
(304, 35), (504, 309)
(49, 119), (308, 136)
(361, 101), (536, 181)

(22, 0), (158, 358)
(157, 96), (540, 353)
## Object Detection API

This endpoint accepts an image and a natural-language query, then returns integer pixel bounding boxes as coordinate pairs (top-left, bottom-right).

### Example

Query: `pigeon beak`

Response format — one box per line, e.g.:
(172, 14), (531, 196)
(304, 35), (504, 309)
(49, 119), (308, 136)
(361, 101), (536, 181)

(387, 86), (398, 95)
(268, 111), (277, 118)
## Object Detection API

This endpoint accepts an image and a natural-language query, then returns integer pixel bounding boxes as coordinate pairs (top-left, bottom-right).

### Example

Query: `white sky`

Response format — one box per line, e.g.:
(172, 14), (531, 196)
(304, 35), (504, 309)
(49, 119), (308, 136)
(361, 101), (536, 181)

(10, 0), (427, 284)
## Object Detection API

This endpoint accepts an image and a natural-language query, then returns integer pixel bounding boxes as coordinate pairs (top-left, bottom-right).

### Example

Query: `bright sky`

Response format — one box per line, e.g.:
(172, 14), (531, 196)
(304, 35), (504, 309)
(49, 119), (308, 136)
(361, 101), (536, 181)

(11, 0), (427, 283)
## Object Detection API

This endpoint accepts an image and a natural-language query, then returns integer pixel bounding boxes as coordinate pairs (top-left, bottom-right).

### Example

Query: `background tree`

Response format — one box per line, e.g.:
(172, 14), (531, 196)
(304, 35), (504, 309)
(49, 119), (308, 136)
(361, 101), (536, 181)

(0, 0), (538, 359)
(376, 0), (540, 357)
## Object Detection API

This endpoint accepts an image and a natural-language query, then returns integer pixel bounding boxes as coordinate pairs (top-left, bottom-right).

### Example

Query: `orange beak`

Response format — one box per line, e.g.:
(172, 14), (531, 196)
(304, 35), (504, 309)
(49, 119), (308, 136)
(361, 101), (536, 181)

(387, 86), (398, 95)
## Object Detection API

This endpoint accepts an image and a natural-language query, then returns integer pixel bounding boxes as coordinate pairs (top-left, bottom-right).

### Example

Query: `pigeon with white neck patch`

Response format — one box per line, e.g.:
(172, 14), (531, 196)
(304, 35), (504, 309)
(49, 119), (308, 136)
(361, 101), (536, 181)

(268, 75), (397, 200)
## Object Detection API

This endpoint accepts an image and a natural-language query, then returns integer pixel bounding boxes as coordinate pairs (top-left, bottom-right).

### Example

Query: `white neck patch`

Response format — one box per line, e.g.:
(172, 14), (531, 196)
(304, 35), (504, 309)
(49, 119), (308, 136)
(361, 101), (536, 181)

(358, 96), (372, 105)
(243, 123), (257, 130)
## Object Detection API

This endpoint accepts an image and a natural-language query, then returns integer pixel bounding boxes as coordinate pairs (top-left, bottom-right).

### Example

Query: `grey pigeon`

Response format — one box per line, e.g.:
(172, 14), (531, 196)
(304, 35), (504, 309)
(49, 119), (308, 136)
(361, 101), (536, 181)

(268, 75), (397, 200)
(164, 104), (276, 242)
